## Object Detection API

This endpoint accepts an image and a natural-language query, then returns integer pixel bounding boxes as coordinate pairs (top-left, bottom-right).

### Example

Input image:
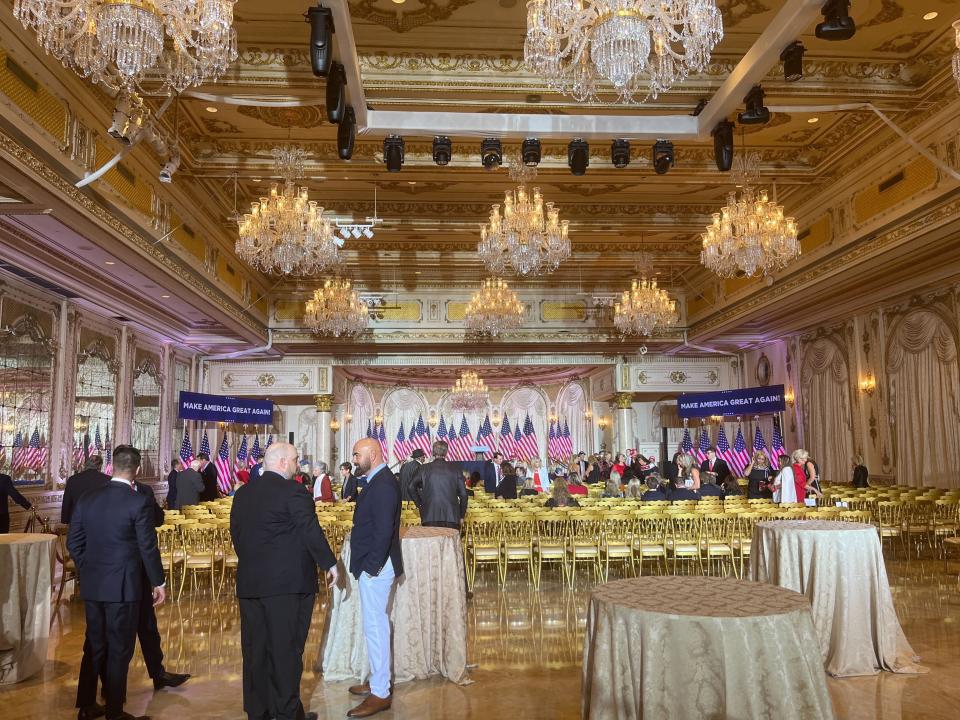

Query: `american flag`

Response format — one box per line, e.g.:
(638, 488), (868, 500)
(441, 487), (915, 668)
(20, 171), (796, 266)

(476, 414), (494, 452)
(94, 425), (103, 454)
(178, 428), (194, 465)
(731, 426), (751, 476)
(436, 415), (448, 444)
(103, 425), (113, 475)
(10, 430), (23, 473)
(235, 435), (248, 474)
(214, 436), (233, 494)
(752, 425), (768, 464)
(249, 434), (261, 467)
(679, 427), (693, 454)
(715, 426), (734, 476)
(454, 416), (474, 461)
(393, 421), (409, 462)
(377, 422), (389, 462)
(499, 415), (513, 458)
(199, 431), (211, 460)
(695, 424), (711, 464)
(366, 419), (374, 439)
(547, 420), (558, 462)
(264, 434), (274, 452)
(411, 417), (425, 455)
(560, 419), (573, 459)
(0, 442), (6, 471)
(771, 417), (786, 465)
(412, 414), (432, 455)
(518, 413), (539, 462)
(25, 427), (44, 471)
(512, 419), (523, 461)
(446, 420), (461, 460)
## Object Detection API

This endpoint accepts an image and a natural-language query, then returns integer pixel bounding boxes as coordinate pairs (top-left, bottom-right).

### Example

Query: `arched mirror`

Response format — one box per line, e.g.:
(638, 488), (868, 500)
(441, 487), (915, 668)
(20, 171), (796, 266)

(132, 357), (162, 480)
(74, 339), (119, 473)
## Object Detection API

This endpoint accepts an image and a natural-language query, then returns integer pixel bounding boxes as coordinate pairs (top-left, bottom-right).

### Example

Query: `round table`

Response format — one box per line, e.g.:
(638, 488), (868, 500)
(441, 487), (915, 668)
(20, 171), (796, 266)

(581, 576), (834, 720)
(751, 520), (924, 677)
(0, 533), (57, 684)
(315, 525), (470, 691)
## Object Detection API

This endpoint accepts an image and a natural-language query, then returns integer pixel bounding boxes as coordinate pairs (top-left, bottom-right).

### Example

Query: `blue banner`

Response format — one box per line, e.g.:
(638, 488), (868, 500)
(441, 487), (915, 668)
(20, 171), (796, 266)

(178, 391), (274, 424)
(677, 385), (786, 419)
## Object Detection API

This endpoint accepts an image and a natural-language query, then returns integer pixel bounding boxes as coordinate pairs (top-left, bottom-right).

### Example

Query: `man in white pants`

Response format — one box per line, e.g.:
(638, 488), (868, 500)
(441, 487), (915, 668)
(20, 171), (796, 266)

(347, 438), (403, 718)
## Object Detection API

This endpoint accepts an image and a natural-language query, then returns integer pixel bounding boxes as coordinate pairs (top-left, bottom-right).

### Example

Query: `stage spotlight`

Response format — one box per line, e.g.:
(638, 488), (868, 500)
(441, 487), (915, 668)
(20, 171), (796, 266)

(306, 5), (334, 77)
(652, 139), (674, 175)
(611, 139), (630, 168)
(432, 136), (452, 166)
(712, 121), (734, 172)
(107, 92), (146, 144)
(158, 147), (180, 183)
(326, 62), (346, 123)
(362, 227), (373, 239)
(522, 138), (541, 167)
(816, 0), (856, 41)
(780, 41), (805, 82)
(738, 85), (770, 125)
(384, 135), (404, 172)
(340, 227), (351, 240)
(568, 138), (589, 176)
(481, 138), (502, 170)
(337, 106), (355, 160)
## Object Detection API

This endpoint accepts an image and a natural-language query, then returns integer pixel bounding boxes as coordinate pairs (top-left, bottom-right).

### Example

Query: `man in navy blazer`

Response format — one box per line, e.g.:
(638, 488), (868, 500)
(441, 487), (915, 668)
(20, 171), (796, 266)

(346, 438), (402, 718)
(68, 445), (166, 720)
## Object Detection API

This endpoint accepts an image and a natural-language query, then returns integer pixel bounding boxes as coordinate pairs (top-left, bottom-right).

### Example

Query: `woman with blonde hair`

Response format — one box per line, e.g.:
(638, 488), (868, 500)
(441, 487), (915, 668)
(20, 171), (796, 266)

(744, 451), (773, 499)
(603, 471), (623, 498)
(793, 449), (822, 495)
(791, 449), (823, 500)
(625, 477), (644, 499)
(677, 452), (701, 490)
(545, 477), (580, 508)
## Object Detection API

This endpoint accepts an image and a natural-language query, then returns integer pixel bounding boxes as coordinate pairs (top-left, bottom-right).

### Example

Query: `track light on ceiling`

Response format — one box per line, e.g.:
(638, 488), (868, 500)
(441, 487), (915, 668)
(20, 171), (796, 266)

(384, 135), (404, 172)
(738, 85), (770, 125)
(305, 5), (334, 77)
(337, 107), (355, 160)
(652, 139), (674, 175)
(433, 136), (452, 166)
(522, 138), (541, 167)
(611, 139), (630, 169)
(326, 62), (346, 123)
(780, 41), (805, 82)
(158, 147), (180, 183)
(816, 0), (856, 41)
(712, 121), (734, 172)
(481, 138), (502, 170)
(568, 138), (589, 176)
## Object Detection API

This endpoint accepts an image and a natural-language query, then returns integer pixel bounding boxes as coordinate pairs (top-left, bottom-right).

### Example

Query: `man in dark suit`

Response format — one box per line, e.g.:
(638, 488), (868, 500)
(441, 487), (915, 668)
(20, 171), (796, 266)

(230, 442), (337, 720)
(341, 451), (368, 502)
(410, 441), (468, 529)
(196, 452), (219, 501)
(700, 448), (731, 486)
(347, 438), (402, 719)
(698, 473), (726, 498)
(397, 448), (426, 502)
(495, 463), (518, 500)
(640, 476), (668, 501)
(0, 470), (32, 533)
(483, 451), (503, 493)
(61, 456), (110, 525)
(164, 458), (183, 509)
(68, 445), (166, 720)
(668, 477), (701, 502)
(172, 461), (204, 510)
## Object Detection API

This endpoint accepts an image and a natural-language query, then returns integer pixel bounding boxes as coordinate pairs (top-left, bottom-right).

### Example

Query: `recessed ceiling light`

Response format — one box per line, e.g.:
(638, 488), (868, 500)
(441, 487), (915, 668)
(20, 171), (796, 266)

(407, 181), (417, 185)
(807, 117), (819, 123)
(205, 106), (218, 113)
(161, 294), (170, 298)
(922, 11), (938, 21)
(252, 178), (261, 183)
(104, 261), (115, 265)
(391, 0), (406, 4)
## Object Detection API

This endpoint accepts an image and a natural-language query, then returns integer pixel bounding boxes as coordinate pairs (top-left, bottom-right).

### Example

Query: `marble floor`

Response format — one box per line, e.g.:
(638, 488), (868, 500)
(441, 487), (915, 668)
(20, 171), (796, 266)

(3, 558), (960, 720)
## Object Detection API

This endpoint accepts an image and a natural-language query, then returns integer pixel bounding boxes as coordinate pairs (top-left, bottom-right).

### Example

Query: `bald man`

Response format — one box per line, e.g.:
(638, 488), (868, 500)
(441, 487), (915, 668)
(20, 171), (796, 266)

(230, 442), (337, 720)
(346, 438), (403, 718)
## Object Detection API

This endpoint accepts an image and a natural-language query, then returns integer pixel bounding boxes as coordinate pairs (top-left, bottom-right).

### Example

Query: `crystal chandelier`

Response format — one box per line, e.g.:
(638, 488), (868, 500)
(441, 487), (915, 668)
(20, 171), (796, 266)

(236, 147), (341, 276)
(614, 276), (678, 336)
(464, 278), (525, 337)
(524, 0), (723, 103)
(478, 159), (571, 276)
(13, 0), (237, 93)
(304, 278), (368, 338)
(953, 20), (960, 92)
(700, 153), (800, 278)
(449, 371), (489, 413)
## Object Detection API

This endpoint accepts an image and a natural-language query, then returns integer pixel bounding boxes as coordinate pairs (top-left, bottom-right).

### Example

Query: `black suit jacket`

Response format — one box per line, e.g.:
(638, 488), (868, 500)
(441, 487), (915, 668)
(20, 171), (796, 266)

(698, 483), (726, 498)
(349, 466), (403, 580)
(134, 482), (165, 527)
(200, 462), (219, 501)
(61, 468), (111, 524)
(67, 481), (165, 601)
(410, 459), (468, 524)
(669, 487), (701, 501)
(0, 474), (32, 516)
(398, 460), (422, 502)
(342, 473), (366, 502)
(482, 460), (498, 494)
(495, 474), (518, 500)
(230, 471), (336, 598)
(700, 458), (731, 484)
(165, 469), (179, 509)
(641, 489), (668, 502)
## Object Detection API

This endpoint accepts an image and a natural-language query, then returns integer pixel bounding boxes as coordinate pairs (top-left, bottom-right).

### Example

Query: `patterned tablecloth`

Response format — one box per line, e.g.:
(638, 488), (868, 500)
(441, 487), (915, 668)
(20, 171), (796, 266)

(581, 575), (834, 720)
(0, 533), (56, 684)
(314, 525), (470, 689)
(751, 520), (925, 677)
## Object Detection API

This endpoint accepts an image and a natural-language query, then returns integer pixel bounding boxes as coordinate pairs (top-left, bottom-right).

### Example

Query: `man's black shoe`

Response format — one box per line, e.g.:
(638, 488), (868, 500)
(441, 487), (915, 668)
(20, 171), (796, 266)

(77, 704), (105, 720)
(153, 671), (190, 690)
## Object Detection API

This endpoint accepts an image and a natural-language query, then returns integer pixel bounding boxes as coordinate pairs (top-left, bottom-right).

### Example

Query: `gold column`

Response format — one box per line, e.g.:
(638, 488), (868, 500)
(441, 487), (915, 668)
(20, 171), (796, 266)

(314, 394), (334, 466)
(613, 392), (634, 451)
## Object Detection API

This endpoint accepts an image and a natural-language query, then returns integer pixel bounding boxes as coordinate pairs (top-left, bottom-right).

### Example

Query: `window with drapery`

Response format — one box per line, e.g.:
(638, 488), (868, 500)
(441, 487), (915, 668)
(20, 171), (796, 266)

(74, 338), (118, 474)
(132, 356), (162, 481)
(169, 358), (190, 472)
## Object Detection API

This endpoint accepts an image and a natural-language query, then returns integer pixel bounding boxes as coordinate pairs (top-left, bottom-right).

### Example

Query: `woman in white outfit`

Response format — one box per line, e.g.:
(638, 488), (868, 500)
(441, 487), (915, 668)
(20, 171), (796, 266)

(772, 455), (797, 503)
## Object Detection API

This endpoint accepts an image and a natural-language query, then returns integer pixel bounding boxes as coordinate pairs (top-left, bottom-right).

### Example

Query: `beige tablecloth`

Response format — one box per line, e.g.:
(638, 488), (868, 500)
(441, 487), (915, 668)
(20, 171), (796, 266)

(751, 520), (924, 677)
(315, 525), (470, 688)
(582, 576), (834, 720)
(0, 533), (56, 684)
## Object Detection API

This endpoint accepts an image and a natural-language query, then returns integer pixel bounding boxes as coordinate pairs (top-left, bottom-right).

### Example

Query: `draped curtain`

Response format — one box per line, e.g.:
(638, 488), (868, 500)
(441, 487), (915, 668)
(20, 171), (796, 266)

(501, 387), (548, 463)
(800, 338), (853, 485)
(382, 388), (428, 461)
(556, 382), (588, 455)
(887, 310), (960, 488)
(348, 385), (374, 451)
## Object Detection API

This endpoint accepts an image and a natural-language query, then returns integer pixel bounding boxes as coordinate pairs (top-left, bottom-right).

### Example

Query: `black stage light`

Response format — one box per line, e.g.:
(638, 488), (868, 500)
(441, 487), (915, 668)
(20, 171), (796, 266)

(568, 138), (589, 176)
(816, 0), (856, 41)
(712, 120), (734, 172)
(326, 62), (346, 123)
(481, 138), (502, 170)
(384, 135), (404, 172)
(337, 107), (355, 160)
(305, 5), (334, 77)
(522, 138), (541, 167)
(433, 136), (452, 166)
(652, 139), (674, 175)
(780, 41), (805, 82)
(738, 85), (770, 125)
(611, 139), (630, 168)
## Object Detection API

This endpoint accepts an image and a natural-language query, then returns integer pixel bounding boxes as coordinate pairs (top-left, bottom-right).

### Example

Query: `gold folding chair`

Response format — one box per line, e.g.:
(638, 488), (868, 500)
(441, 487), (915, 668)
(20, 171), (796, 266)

(534, 512), (569, 588)
(668, 514), (702, 575)
(464, 516), (502, 591)
(178, 523), (220, 600)
(600, 512), (635, 581)
(700, 514), (737, 578)
(567, 513), (603, 585)
(633, 513), (668, 576)
(500, 513), (535, 587)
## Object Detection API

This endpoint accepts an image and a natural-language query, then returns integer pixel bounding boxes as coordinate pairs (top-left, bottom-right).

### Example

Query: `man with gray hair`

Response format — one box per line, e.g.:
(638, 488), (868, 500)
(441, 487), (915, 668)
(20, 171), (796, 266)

(410, 440), (469, 530)
(171, 459), (204, 510)
(230, 442), (337, 720)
